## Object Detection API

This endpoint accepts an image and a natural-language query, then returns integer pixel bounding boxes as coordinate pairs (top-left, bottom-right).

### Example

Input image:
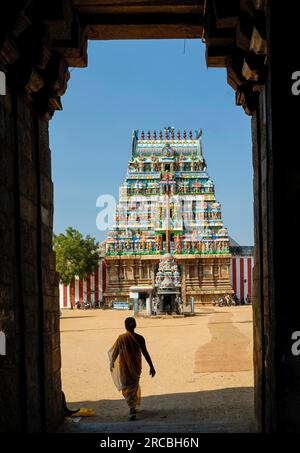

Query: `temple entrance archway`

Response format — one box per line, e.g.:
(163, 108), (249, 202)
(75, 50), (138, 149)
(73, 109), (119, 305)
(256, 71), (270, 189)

(1, 1), (300, 433)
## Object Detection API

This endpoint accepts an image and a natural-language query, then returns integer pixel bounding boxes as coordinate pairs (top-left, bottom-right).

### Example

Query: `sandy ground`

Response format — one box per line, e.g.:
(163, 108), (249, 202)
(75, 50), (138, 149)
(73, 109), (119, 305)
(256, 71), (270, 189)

(60, 306), (255, 431)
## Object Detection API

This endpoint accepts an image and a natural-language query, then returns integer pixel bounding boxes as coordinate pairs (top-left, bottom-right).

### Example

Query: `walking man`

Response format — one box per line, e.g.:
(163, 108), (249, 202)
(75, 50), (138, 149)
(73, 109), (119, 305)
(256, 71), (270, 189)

(108, 317), (156, 420)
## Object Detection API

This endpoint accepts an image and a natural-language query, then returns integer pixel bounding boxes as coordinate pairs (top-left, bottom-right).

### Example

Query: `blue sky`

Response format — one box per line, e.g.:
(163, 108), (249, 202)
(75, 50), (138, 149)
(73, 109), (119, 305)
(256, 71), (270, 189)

(50, 39), (253, 245)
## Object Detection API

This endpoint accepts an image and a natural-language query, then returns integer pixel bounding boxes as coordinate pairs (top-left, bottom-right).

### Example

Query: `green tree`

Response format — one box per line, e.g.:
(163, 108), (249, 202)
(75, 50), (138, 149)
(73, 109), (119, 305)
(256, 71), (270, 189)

(53, 227), (99, 284)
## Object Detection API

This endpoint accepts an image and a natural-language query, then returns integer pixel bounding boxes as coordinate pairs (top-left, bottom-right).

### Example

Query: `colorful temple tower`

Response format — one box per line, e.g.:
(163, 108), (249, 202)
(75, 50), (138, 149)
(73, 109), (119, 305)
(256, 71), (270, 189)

(104, 129), (233, 313)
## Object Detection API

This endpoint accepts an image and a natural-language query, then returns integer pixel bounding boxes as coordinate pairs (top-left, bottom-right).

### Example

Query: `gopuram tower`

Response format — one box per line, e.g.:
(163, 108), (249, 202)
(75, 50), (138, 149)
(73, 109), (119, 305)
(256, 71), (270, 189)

(104, 129), (233, 314)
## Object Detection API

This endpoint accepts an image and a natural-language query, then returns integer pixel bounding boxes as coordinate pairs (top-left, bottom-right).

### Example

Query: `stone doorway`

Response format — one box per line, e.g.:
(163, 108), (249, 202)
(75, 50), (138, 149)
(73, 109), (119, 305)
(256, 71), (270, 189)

(161, 294), (173, 313)
(1, 1), (299, 433)
(157, 293), (174, 314)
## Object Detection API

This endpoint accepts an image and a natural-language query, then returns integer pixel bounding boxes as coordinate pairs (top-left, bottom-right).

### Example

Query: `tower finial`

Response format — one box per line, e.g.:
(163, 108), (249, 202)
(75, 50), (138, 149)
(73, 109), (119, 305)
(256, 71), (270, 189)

(189, 130), (193, 139)
(153, 130), (157, 140)
(141, 130), (145, 140)
(164, 126), (174, 140)
(183, 130), (187, 140)
(177, 130), (181, 139)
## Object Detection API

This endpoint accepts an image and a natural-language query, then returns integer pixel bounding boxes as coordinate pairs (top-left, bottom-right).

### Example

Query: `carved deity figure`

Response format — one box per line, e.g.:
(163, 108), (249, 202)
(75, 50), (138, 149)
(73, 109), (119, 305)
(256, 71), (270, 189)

(174, 235), (182, 253)
(179, 153), (184, 171)
(155, 234), (163, 252)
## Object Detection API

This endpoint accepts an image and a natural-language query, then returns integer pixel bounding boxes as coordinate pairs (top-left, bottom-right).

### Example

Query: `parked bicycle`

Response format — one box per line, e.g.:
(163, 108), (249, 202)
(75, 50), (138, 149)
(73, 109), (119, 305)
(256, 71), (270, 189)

(83, 300), (91, 310)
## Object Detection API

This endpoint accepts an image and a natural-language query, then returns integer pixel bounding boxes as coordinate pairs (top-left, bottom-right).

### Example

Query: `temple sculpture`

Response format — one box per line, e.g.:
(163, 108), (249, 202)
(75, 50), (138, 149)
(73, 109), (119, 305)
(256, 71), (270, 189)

(104, 129), (233, 313)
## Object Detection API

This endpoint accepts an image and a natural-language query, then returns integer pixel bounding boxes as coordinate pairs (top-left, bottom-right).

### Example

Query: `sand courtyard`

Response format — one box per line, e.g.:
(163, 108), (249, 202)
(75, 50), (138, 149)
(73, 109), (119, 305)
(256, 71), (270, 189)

(60, 305), (255, 432)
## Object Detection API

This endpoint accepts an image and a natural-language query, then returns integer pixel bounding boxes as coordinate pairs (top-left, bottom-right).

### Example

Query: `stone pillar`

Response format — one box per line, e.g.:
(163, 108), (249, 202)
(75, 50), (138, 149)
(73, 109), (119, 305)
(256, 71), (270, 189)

(0, 89), (62, 432)
(251, 2), (300, 432)
(181, 263), (186, 308)
(146, 293), (152, 316)
(0, 2), (83, 432)
(138, 261), (142, 281)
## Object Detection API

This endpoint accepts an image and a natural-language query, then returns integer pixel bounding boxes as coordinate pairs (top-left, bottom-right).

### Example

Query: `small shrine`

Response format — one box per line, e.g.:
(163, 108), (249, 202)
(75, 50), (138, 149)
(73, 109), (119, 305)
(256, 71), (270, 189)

(104, 128), (233, 313)
(154, 254), (181, 314)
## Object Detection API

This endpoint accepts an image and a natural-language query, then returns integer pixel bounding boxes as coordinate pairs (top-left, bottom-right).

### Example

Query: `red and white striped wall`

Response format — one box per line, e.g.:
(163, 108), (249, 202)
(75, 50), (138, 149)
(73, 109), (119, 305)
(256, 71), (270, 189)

(230, 256), (254, 300)
(59, 260), (107, 308)
(59, 256), (254, 307)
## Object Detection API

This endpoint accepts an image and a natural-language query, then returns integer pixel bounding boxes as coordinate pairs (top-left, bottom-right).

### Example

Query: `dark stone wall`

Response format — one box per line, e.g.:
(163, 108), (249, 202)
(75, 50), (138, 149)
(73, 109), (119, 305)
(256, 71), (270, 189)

(266, 1), (300, 432)
(252, 1), (300, 432)
(0, 85), (62, 432)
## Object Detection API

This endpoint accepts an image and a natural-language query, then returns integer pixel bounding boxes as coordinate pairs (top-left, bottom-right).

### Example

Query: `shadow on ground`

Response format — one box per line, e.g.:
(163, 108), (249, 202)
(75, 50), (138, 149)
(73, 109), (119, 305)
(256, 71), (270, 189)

(58, 387), (255, 433)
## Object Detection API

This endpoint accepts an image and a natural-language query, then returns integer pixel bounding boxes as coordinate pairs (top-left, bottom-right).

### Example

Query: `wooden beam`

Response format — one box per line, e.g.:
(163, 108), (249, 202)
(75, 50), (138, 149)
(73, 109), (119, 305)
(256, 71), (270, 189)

(250, 25), (267, 55)
(242, 58), (260, 81)
(85, 13), (204, 40)
(206, 6), (236, 48)
(53, 16), (88, 67)
(236, 13), (254, 52)
(206, 45), (230, 68)
(40, 0), (74, 41)
(227, 65), (244, 90)
(235, 83), (258, 115)
(212, 0), (240, 29)
(72, 0), (205, 16)
(242, 54), (265, 82)
(0, 37), (20, 66)
(226, 48), (247, 87)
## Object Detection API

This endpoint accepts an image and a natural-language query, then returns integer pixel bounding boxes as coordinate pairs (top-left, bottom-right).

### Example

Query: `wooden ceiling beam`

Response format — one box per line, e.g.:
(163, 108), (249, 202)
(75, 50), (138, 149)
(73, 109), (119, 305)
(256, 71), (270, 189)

(206, 45), (231, 68)
(53, 15), (88, 67)
(205, 7), (236, 48)
(84, 13), (204, 39)
(72, 2), (205, 16)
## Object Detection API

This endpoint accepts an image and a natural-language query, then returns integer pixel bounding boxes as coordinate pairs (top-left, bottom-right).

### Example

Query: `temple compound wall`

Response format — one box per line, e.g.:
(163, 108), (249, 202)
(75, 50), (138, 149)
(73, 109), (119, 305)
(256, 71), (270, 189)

(58, 251), (253, 308)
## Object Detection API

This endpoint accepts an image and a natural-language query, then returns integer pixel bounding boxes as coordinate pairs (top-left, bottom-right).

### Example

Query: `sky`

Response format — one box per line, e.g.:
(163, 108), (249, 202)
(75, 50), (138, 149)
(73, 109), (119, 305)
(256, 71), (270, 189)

(50, 39), (254, 246)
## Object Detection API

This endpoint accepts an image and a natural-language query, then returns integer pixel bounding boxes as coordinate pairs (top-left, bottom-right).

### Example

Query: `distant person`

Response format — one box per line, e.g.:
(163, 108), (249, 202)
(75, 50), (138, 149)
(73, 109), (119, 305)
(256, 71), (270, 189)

(108, 317), (156, 421)
(138, 298), (142, 312)
(152, 299), (158, 316)
(233, 294), (240, 305)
